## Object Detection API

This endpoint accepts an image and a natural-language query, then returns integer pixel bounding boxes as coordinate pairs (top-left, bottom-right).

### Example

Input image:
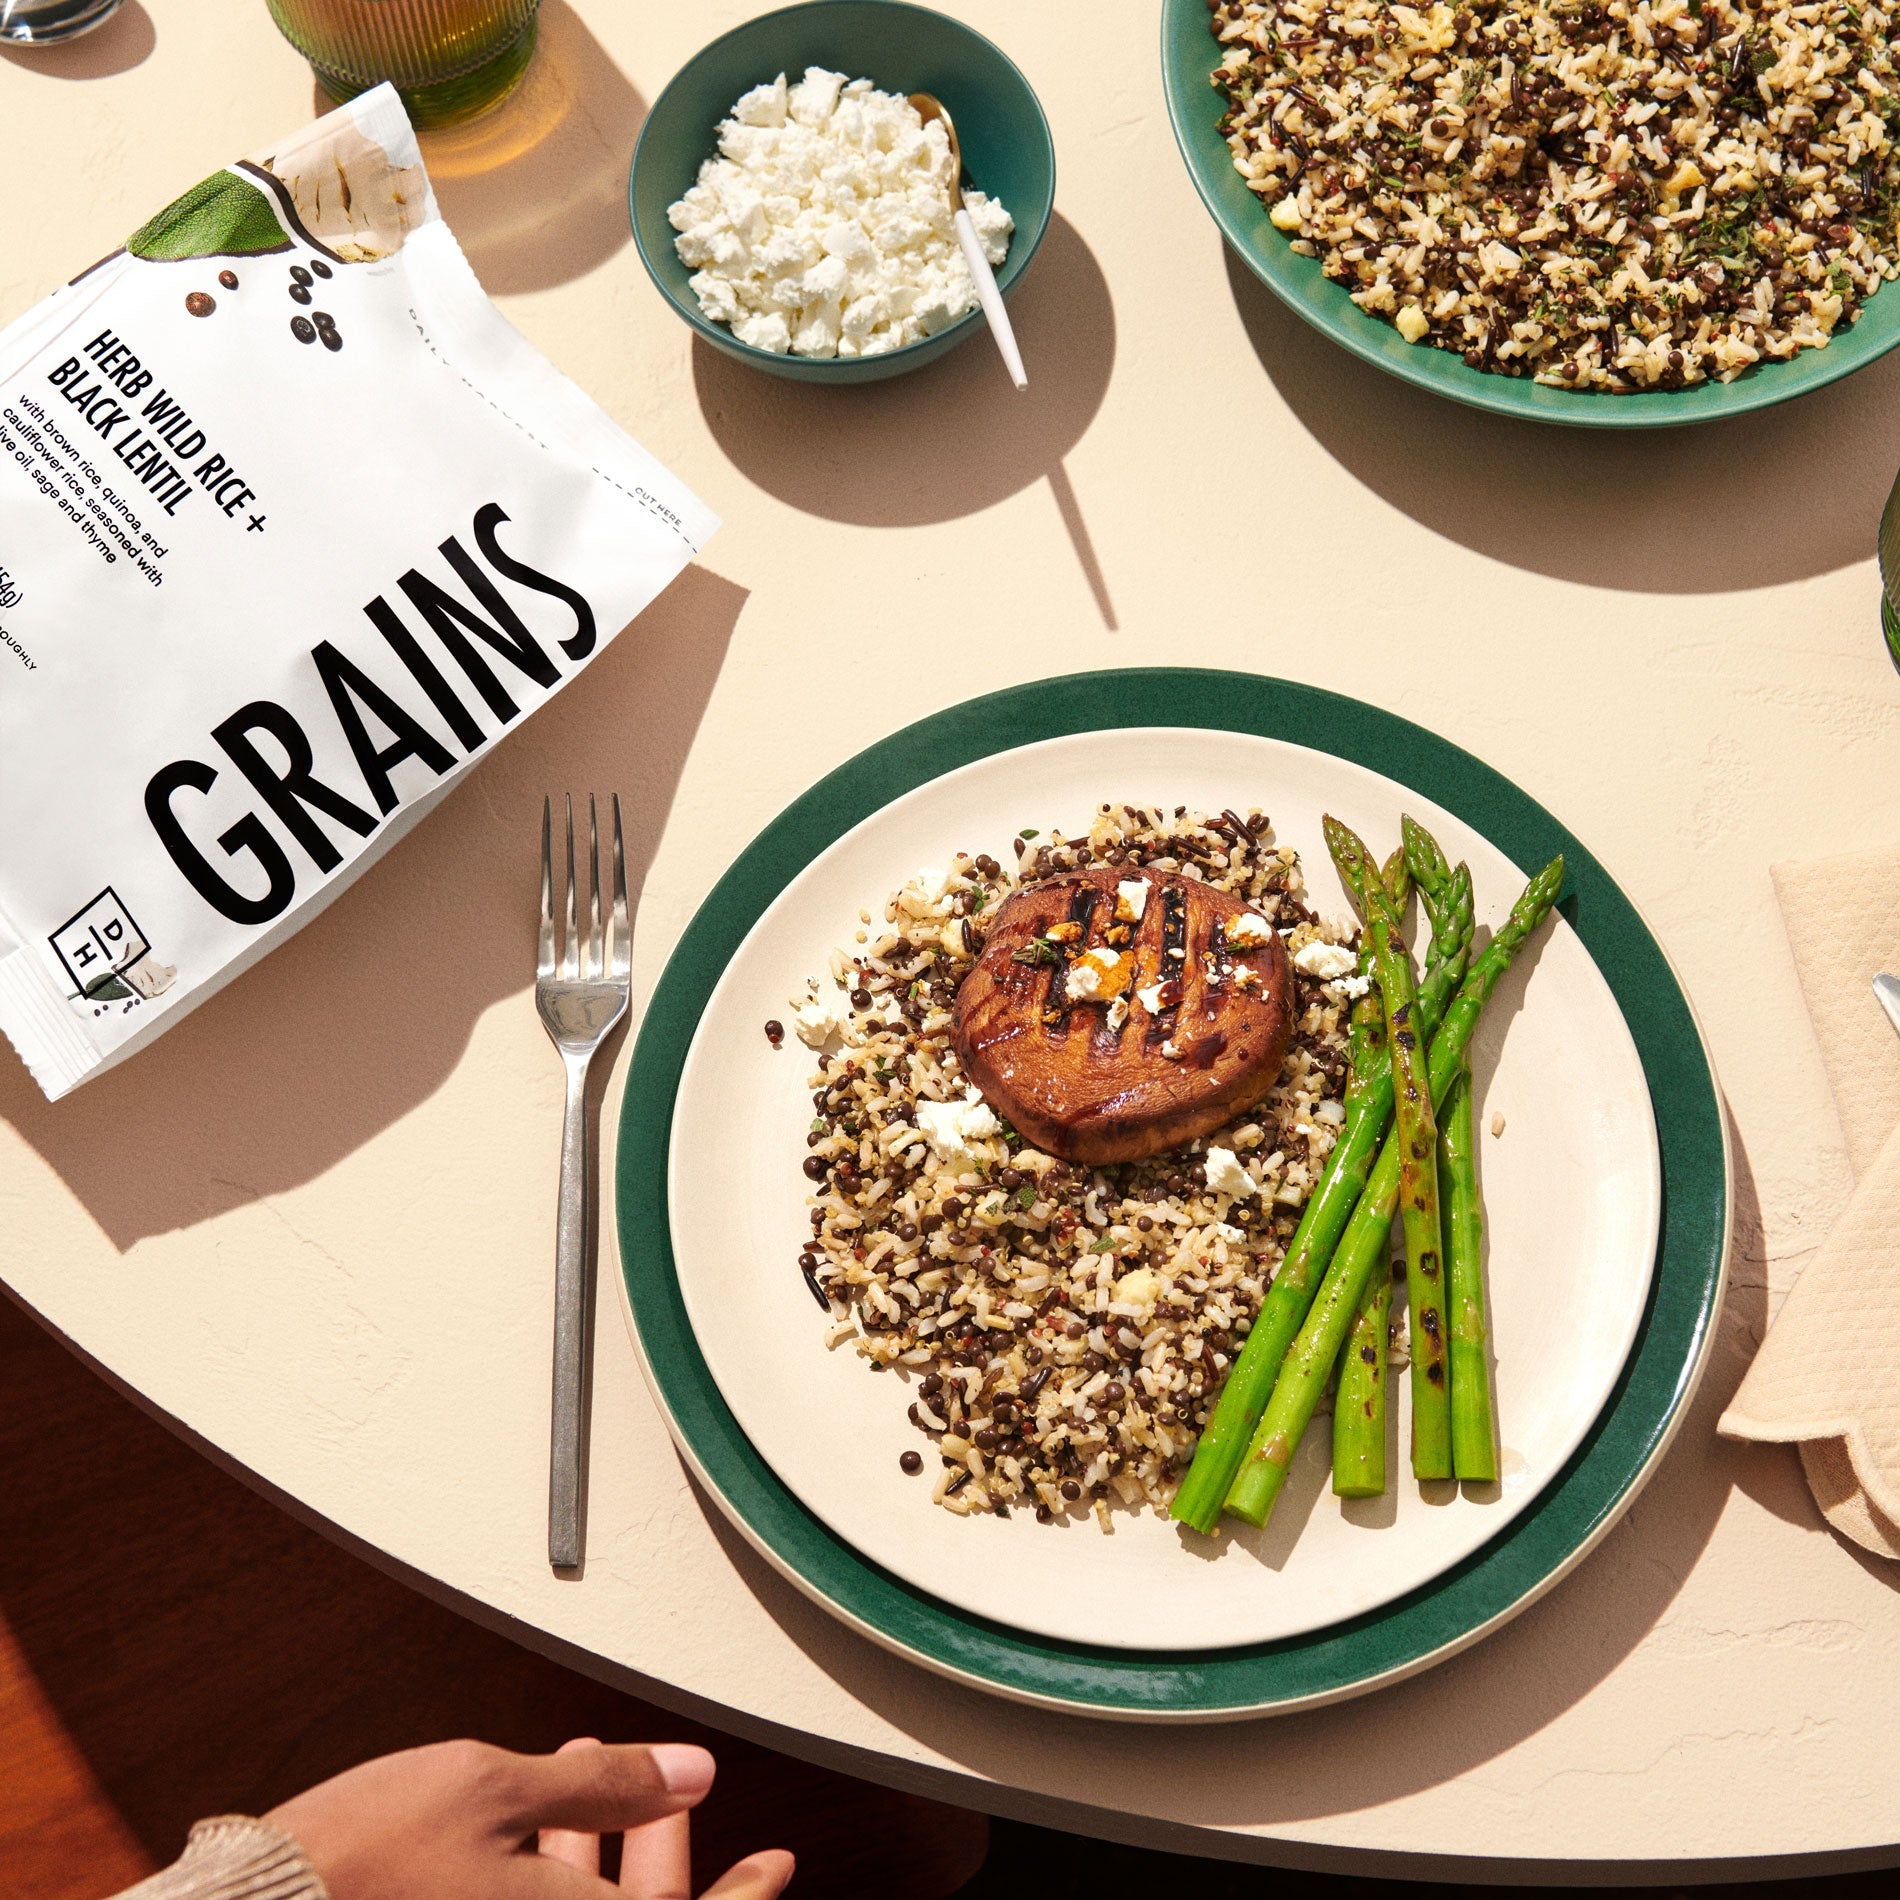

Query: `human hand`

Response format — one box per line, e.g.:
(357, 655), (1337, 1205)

(268, 1735), (793, 1900)
(539, 1740), (795, 1899)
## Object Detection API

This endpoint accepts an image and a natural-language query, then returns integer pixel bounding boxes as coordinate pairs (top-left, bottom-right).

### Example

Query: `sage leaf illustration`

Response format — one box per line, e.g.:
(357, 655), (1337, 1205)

(81, 975), (132, 1001)
(128, 170), (292, 263)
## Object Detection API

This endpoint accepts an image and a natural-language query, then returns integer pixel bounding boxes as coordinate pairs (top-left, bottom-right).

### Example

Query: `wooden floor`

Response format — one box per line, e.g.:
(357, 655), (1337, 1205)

(0, 1294), (987, 1900)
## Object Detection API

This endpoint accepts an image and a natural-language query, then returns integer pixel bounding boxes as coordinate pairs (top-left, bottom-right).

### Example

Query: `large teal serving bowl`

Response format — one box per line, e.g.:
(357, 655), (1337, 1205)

(1160, 0), (1900, 428)
(631, 1), (1055, 383)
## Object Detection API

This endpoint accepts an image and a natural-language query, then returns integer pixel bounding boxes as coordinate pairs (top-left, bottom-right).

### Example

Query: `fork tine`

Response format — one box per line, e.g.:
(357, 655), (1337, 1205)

(587, 794), (603, 982)
(538, 796), (555, 979)
(611, 794), (630, 979)
(561, 794), (580, 980)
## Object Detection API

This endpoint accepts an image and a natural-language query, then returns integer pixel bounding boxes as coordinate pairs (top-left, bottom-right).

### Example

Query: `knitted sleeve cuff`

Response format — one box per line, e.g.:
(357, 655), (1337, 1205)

(108, 1816), (328, 1900)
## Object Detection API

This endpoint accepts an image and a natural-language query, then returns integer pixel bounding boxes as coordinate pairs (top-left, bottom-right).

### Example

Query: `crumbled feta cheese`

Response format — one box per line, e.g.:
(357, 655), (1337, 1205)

(915, 1091), (1001, 1166)
(1314, 1099), (1347, 1126)
(1293, 939), (1358, 980)
(668, 67), (1014, 360)
(730, 75), (789, 127)
(732, 310), (791, 354)
(1328, 970), (1372, 999)
(1160, 1038), (1183, 1060)
(964, 191), (1013, 260)
(790, 66), (844, 125)
(1226, 910), (1274, 948)
(1204, 1147), (1256, 1199)
(1113, 1267), (1162, 1313)
(1067, 946), (1128, 1003)
(1115, 877), (1150, 923)
(1106, 994), (1129, 1033)
(1137, 981), (1167, 1013)
(1213, 1222), (1246, 1244)
(791, 993), (846, 1048)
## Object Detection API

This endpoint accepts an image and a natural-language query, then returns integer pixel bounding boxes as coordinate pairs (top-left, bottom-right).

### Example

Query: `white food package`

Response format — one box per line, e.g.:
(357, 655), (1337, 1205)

(0, 88), (718, 1100)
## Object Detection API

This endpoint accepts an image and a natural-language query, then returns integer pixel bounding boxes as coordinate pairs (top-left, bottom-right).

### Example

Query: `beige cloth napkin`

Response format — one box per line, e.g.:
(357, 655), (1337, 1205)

(1718, 843), (1900, 1559)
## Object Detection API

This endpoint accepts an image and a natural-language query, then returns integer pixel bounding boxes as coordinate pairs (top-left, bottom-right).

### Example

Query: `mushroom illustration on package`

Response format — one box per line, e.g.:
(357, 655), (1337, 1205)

(0, 86), (718, 1100)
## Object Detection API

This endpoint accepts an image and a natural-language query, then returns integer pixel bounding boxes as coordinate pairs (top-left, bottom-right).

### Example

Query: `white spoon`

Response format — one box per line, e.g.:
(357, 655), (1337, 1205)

(909, 91), (1028, 392)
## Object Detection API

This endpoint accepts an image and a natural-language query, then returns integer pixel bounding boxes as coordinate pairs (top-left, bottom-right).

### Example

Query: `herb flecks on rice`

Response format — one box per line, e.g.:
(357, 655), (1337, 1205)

(792, 807), (1355, 1526)
(1210, 0), (1900, 389)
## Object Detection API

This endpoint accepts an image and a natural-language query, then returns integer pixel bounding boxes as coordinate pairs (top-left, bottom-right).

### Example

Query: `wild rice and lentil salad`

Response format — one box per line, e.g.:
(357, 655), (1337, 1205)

(1209, 0), (1900, 388)
(786, 806), (1359, 1528)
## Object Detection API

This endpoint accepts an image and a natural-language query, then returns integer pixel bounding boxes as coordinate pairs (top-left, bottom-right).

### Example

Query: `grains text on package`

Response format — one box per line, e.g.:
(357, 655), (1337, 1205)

(143, 502), (599, 929)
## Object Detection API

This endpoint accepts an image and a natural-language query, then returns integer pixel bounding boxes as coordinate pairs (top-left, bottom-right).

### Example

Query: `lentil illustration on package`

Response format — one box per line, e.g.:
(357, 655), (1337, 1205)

(0, 87), (718, 1099)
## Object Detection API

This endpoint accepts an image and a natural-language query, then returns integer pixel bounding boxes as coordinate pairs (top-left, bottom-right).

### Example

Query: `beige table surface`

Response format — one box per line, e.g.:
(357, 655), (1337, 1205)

(6, 0), (1900, 1881)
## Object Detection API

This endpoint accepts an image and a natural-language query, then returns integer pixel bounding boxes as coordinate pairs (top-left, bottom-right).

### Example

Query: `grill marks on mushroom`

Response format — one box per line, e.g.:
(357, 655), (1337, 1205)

(952, 867), (1295, 1163)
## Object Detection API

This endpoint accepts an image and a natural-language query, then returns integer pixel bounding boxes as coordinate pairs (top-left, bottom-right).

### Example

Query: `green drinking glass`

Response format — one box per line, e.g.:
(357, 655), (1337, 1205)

(266, 0), (539, 128)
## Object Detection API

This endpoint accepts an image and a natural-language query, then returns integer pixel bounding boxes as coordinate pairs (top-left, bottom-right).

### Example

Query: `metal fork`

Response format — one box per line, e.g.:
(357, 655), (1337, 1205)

(536, 794), (630, 1569)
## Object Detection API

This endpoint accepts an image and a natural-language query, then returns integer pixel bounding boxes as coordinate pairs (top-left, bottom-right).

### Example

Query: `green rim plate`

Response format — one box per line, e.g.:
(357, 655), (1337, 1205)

(1159, 0), (1900, 430)
(614, 670), (1730, 1718)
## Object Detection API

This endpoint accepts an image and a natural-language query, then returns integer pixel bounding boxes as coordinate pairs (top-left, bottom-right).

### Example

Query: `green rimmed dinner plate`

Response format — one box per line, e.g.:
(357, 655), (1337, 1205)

(1159, 0), (1900, 430)
(659, 731), (1659, 1649)
(613, 670), (1730, 1718)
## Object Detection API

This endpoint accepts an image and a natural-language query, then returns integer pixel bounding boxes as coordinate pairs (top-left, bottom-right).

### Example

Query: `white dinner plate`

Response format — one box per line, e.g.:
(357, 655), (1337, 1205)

(665, 726), (1661, 1651)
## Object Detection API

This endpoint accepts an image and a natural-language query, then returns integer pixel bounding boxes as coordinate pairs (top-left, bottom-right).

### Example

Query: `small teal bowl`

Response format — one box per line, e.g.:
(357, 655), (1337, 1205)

(631, 0), (1055, 383)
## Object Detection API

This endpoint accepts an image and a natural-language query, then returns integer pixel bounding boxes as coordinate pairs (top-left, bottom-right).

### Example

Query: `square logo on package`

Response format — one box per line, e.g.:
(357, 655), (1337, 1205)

(50, 889), (149, 995)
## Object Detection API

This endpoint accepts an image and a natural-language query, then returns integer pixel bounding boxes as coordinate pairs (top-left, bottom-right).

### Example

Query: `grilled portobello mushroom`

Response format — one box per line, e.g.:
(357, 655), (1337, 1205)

(952, 866), (1295, 1163)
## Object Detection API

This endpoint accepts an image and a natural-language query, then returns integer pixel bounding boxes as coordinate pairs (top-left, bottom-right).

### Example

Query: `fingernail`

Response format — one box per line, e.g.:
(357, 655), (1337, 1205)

(650, 1743), (716, 1798)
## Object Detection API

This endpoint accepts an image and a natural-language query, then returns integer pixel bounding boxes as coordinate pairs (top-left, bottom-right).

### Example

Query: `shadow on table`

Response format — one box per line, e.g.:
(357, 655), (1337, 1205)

(0, 1), (152, 77)
(0, 565), (746, 1253)
(693, 212), (1121, 627)
(693, 1131), (1789, 1841)
(416, 0), (642, 296)
(1224, 244), (1900, 597)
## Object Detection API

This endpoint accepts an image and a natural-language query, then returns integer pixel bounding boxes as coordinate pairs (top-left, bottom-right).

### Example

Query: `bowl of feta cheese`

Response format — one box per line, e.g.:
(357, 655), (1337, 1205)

(630, 1), (1055, 381)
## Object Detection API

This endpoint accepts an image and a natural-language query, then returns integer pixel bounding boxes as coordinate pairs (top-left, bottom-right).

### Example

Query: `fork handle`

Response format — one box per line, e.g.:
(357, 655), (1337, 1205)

(549, 1053), (590, 1567)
